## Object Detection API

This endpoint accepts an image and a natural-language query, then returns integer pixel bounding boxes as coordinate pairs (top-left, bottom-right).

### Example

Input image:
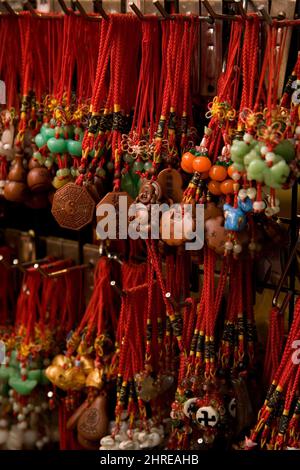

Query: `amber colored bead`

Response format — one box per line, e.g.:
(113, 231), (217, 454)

(209, 165), (227, 181)
(192, 156), (212, 173)
(207, 180), (222, 195)
(220, 179), (235, 194)
(181, 152), (195, 173)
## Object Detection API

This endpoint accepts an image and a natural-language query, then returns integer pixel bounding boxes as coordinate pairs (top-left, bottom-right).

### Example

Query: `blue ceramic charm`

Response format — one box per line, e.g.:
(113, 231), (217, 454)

(224, 197), (252, 231)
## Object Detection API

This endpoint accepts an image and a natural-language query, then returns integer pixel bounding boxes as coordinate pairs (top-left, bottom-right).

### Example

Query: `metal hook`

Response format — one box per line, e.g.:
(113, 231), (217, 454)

(0, 254), (12, 270)
(257, 5), (272, 25)
(58, 0), (72, 15)
(234, 0), (247, 20)
(202, 0), (237, 21)
(272, 231), (300, 309)
(12, 259), (26, 273)
(107, 252), (123, 265)
(34, 262), (92, 278)
(165, 291), (192, 310)
(22, 0), (38, 16)
(153, 0), (173, 19)
(72, 0), (100, 21)
(110, 280), (124, 297)
(1, 0), (18, 15)
(129, 2), (144, 20)
(93, 0), (108, 20)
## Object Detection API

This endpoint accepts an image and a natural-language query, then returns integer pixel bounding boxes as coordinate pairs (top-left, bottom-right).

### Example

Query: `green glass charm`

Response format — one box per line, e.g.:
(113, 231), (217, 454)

(9, 376), (38, 395)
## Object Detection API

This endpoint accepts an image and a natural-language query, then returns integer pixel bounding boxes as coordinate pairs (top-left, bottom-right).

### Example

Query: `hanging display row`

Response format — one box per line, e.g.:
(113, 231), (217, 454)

(0, 8), (299, 451)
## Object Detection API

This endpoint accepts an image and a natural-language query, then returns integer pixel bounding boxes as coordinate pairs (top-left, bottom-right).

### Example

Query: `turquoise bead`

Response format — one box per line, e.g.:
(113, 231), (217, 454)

(35, 133), (46, 149)
(67, 139), (82, 157)
(47, 137), (68, 154)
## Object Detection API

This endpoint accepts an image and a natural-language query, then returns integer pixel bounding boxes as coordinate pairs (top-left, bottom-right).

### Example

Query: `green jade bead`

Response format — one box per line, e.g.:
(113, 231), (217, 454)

(274, 139), (295, 163)
(44, 157), (53, 169)
(231, 140), (250, 160)
(263, 167), (280, 189)
(133, 160), (144, 172)
(35, 133), (46, 149)
(247, 159), (266, 182)
(143, 161), (153, 171)
(44, 127), (56, 141)
(56, 168), (70, 178)
(40, 124), (48, 140)
(47, 137), (68, 154)
(67, 139), (82, 157)
(270, 160), (290, 184)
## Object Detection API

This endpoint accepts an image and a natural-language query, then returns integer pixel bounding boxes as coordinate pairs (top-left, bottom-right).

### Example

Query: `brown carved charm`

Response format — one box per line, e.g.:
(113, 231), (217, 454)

(51, 182), (95, 230)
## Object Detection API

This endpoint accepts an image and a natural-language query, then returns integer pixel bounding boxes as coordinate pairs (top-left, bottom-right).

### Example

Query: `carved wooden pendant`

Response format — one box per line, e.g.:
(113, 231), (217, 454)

(67, 400), (89, 431)
(96, 191), (133, 238)
(205, 216), (226, 255)
(157, 168), (183, 203)
(77, 433), (99, 450)
(51, 182), (95, 230)
(77, 394), (108, 441)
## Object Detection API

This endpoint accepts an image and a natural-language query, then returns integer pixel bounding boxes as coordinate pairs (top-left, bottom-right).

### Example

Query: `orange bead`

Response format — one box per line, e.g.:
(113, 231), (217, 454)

(220, 179), (234, 195)
(181, 152), (195, 173)
(192, 156), (212, 173)
(227, 164), (239, 179)
(207, 180), (222, 196)
(209, 165), (227, 182)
